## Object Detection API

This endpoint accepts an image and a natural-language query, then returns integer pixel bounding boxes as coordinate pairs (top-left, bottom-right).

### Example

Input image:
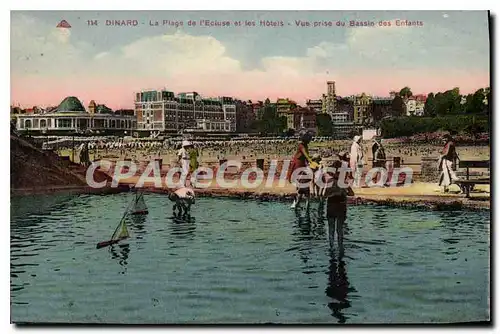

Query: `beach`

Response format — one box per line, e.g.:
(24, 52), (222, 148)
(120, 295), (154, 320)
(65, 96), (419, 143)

(13, 136), (490, 210)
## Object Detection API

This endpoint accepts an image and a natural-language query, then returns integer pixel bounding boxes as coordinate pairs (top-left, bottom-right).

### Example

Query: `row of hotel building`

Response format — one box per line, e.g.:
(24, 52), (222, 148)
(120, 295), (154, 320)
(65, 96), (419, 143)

(12, 81), (427, 138)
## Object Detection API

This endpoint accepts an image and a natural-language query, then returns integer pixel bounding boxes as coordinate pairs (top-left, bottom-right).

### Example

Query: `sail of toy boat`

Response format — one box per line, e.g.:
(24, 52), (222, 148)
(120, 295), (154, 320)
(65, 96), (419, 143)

(130, 191), (148, 215)
(96, 205), (131, 249)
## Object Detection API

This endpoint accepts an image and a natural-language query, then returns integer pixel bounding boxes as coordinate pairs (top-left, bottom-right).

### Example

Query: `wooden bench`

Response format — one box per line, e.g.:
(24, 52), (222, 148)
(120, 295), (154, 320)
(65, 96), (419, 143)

(455, 160), (490, 198)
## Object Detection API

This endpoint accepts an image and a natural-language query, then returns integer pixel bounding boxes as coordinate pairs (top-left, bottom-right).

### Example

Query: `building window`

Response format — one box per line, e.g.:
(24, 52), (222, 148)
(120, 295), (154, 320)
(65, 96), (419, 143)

(57, 119), (72, 128)
(40, 119), (47, 128)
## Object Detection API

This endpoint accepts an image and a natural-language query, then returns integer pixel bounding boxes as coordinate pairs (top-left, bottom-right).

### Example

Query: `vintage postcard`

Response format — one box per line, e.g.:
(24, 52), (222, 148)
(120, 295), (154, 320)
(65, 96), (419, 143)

(10, 10), (490, 324)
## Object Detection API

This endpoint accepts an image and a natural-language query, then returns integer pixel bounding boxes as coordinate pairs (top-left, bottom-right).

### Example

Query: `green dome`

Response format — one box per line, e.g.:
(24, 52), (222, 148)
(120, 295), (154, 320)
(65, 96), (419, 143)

(56, 96), (86, 113)
(96, 104), (113, 114)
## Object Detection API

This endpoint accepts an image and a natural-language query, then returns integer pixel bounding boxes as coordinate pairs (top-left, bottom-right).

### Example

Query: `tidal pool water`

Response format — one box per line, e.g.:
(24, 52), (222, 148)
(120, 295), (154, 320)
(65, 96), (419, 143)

(10, 193), (490, 324)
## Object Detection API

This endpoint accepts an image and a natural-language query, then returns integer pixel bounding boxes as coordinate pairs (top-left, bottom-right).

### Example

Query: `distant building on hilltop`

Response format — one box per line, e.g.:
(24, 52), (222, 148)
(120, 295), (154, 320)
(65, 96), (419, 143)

(306, 99), (323, 113)
(276, 98), (297, 118)
(352, 93), (373, 125)
(331, 97), (354, 139)
(324, 81), (336, 115)
(405, 94), (426, 116)
(235, 100), (255, 133)
(372, 97), (392, 123)
(413, 94), (427, 116)
(295, 107), (317, 135)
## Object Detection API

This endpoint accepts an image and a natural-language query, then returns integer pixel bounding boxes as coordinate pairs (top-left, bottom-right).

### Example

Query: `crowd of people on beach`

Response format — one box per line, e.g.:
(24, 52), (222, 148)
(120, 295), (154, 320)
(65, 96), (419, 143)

(40, 129), (472, 252)
(43, 134), (466, 173)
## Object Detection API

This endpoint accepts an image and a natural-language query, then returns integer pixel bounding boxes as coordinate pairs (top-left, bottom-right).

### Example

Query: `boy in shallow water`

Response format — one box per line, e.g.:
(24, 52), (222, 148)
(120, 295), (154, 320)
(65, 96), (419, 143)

(324, 159), (355, 252)
(168, 187), (195, 216)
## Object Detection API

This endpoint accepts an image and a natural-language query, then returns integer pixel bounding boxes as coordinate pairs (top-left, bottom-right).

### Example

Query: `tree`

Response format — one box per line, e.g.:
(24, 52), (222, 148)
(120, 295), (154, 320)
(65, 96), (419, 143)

(434, 92), (447, 116)
(464, 88), (486, 114)
(448, 87), (462, 114)
(464, 116), (485, 141)
(424, 93), (436, 117)
(316, 113), (333, 136)
(399, 87), (413, 99)
(380, 115), (489, 138)
(277, 116), (287, 133)
(254, 103), (287, 134)
(391, 95), (406, 116)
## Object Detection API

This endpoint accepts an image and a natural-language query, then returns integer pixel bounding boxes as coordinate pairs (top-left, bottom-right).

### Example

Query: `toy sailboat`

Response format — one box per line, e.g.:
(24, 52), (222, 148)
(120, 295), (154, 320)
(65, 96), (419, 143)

(96, 205), (131, 249)
(130, 191), (148, 215)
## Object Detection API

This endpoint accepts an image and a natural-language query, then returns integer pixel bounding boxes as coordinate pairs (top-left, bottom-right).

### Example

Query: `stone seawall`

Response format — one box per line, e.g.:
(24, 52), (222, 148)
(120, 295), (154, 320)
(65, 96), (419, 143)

(12, 182), (488, 211)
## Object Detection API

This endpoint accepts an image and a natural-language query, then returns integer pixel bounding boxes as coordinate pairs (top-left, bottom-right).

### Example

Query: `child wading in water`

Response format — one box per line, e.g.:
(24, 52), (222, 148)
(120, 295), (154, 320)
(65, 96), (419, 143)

(287, 131), (318, 210)
(324, 159), (354, 254)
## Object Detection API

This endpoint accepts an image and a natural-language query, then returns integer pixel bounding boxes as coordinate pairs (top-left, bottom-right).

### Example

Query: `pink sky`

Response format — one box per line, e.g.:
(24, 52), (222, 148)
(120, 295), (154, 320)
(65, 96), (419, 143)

(11, 70), (490, 110)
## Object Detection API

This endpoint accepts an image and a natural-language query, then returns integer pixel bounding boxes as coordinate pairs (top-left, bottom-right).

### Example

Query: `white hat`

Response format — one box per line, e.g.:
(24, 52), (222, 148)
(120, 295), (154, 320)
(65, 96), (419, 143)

(182, 140), (192, 147)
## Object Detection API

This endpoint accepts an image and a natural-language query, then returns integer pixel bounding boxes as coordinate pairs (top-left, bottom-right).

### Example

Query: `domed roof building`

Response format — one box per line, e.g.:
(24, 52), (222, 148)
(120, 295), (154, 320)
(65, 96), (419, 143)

(55, 96), (87, 113)
(14, 96), (136, 134)
(95, 104), (113, 114)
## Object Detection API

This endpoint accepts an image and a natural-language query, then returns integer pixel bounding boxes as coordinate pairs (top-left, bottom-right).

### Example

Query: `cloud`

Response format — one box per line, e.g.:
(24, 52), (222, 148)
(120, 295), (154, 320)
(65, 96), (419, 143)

(11, 14), (490, 108)
(11, 14), (88, 77)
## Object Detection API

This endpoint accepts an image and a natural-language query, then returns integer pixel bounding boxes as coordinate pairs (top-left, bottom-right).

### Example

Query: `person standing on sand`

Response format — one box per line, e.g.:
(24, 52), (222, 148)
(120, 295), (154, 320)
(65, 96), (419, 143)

(371, 136), (386, 168)
(178, 140), (194, 187)
(350, 135), (364, 185)
(438, 134), (460, 193)
(287, 131), (316, 209)
(188, 142), (200, 187)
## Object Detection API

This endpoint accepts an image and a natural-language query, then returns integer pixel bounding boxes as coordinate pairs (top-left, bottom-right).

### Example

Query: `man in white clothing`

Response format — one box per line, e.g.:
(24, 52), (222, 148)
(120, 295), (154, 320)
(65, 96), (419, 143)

(349, 135), (364, 186)
(177, 140), (192, 186)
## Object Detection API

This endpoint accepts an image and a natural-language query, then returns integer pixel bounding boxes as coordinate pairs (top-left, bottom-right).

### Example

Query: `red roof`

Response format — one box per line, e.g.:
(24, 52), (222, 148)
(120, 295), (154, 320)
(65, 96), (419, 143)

(413, 94), (427, 102)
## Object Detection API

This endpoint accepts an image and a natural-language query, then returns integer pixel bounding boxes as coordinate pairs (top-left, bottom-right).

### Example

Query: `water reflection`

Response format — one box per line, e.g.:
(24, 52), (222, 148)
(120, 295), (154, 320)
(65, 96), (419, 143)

(10, 194), (490, 323)
(371, 209), (390, 229)
(10, 193), (77, 220)
(11, 214), (44, 296)
(436, 211), (489, 257)
(290, 209), (327, 269)
(317, 200), (325, 217)
(293, 208), (326, 239)
(325, 250), (355, 324)
(169, 213), (196, 239)
(110, 243), (130, 275)
(129, 214), (147, 236)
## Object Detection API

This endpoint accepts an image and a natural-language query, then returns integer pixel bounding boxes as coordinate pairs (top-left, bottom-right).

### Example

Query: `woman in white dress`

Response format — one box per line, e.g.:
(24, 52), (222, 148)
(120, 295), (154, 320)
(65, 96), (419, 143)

(438, 134), (460, 193)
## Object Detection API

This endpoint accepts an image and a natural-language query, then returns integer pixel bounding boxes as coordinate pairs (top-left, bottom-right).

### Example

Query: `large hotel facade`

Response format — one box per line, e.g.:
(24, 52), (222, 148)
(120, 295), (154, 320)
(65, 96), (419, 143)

(135, 90), (237, 133)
